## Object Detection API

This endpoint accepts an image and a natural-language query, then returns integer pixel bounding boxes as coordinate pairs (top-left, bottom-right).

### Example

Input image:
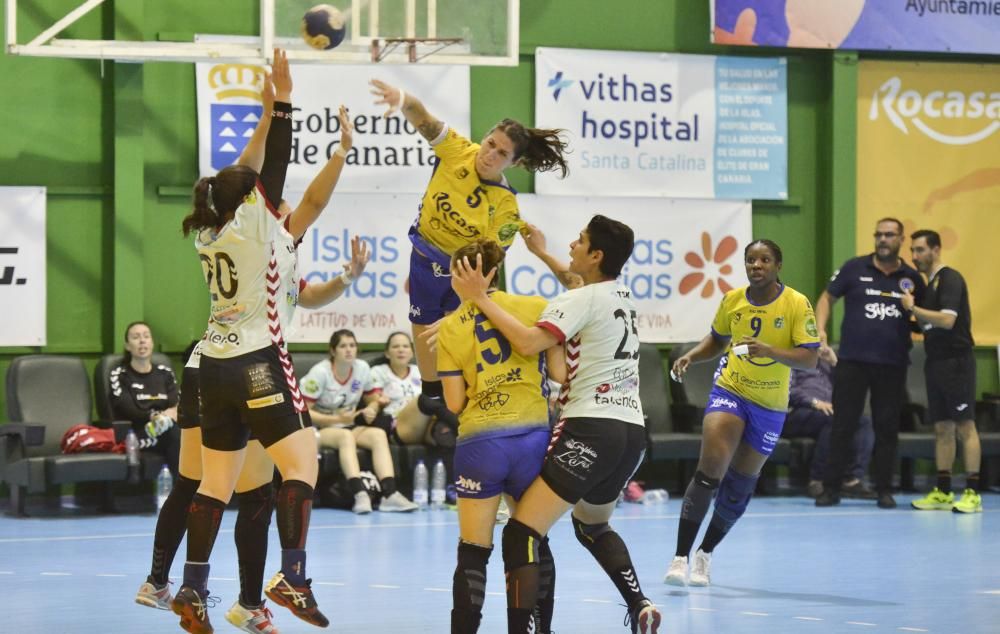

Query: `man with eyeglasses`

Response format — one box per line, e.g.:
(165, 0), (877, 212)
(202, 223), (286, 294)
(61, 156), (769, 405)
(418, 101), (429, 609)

(814, 218), (925, 509)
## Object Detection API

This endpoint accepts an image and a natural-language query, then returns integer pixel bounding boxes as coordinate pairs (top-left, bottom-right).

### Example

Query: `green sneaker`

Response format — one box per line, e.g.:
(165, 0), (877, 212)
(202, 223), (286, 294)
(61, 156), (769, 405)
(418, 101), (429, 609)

(952, 488), (983, 514)
(911, 487), (954, 510)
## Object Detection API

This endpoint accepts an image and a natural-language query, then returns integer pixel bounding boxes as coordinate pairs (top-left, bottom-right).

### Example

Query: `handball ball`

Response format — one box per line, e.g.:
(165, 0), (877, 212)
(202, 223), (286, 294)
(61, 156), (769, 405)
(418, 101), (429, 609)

(301, 4), (346, 50)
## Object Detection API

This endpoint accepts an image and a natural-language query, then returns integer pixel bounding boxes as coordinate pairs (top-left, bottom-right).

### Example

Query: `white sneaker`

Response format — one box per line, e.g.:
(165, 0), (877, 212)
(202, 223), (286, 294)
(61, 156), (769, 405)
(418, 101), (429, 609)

(135, 579), (173, 610)
(379, 491), (418, 513)
(688, 548), (712, 586)
(225, 600), (280, 633)
(352, 491), (372, 514)
(663, 556), (688, 586)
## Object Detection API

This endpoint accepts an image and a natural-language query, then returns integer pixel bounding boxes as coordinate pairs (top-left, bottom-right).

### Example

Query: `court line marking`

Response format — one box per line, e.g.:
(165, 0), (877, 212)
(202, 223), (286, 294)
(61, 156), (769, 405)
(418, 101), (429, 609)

(314, 581), (346, 586)
(688, 607), (716, 612)
(41, 572), (71, 576)
(370, 584), (400, 589)
(423, 587), (450, 592)
(208, 577), (236, 581)
(794, 616), (823, 621)
(981, 589), (1000, 595)
(898, 628), (929, 632)
(740, 611), (770, 616)
(96, 573), (126, 577)
(846, 622), (878, 627)
(582, 598), (613, 604)
(0, 571), (13, 575)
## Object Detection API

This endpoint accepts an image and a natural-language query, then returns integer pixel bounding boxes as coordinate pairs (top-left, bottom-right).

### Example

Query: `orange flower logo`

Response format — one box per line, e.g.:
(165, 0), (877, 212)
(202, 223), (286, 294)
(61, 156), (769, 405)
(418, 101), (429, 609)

(679, 232), (739, 298)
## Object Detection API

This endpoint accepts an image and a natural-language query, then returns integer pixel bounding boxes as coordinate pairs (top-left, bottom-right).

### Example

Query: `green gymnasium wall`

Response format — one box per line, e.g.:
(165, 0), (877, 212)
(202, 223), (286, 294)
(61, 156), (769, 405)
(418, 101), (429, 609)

(1, 1), (997, 422)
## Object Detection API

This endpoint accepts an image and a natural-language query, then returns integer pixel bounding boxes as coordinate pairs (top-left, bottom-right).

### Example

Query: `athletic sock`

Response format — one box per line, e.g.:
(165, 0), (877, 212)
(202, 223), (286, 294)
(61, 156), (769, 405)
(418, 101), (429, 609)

(936, 470), (952, 493)
(380, 477), (397, 498)
(276, 479), (314, 585)
(149, 475), (199, 586)
(236, 483), (274, 607)
(966, 472), (980, 493)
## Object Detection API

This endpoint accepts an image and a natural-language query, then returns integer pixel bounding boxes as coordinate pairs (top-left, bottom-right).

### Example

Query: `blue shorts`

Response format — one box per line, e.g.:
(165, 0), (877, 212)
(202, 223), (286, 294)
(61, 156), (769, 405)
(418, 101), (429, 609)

(454, 427), (550, 500)
(407, 226), (458, 325)
(704, 385), (786, 456)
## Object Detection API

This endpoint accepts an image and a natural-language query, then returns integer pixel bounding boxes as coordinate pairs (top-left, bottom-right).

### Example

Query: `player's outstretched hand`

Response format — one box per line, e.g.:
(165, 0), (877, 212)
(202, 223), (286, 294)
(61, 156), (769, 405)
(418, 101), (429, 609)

(345, 235), (370, 280)
(370, 79), (403, 116)
(338, 105), (354, 151)
(271, 48), (292, 101)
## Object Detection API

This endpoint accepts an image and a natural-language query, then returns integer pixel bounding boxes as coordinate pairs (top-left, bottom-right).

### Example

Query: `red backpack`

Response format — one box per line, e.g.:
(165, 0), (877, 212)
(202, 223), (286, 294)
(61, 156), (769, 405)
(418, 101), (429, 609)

(60, 424), (124, 454)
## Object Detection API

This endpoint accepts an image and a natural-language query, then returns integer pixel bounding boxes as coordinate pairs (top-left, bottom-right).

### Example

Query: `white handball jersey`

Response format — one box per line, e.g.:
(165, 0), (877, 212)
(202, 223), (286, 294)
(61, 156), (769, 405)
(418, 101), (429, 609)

(370, 363), (422, 418)
(186, 340), (204, 369)
(300, 358), (376, 418)
(536, 281), (644, 426)
(196, 184), (301, 359)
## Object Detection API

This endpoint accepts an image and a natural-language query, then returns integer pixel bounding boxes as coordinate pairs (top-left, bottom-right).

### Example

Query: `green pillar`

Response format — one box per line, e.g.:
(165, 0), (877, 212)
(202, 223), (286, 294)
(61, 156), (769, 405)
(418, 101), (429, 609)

(112, 2), (145, 346)
(827, 51), (858, 342)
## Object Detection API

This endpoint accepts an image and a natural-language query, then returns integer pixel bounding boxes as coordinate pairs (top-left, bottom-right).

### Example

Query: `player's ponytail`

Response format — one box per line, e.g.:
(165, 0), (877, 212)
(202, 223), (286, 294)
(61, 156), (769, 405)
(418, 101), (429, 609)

(182, 165), (258, 236)
(451, 238), (506, 288)
(493, 119), (569, 177)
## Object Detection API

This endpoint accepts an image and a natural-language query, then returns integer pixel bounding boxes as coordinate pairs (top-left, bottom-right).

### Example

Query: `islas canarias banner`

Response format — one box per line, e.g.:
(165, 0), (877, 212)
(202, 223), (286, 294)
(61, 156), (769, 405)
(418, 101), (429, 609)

(857, 60), (1000, 345)
(712, 0), (1000, 55)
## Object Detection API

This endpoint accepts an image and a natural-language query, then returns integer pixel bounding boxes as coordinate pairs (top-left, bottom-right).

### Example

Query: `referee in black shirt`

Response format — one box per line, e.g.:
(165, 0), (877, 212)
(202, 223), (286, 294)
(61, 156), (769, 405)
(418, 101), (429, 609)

(903, 229), (982, 514)
(815, 218), (926, 509)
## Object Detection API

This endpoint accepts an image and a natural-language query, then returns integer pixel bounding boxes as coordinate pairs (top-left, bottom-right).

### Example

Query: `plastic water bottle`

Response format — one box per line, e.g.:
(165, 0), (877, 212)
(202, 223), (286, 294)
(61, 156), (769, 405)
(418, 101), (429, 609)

(124, 429), (140, 484)
(430, 459), (447, 509)
(156, 464), (173, 511)
(412, 459), (429, 509)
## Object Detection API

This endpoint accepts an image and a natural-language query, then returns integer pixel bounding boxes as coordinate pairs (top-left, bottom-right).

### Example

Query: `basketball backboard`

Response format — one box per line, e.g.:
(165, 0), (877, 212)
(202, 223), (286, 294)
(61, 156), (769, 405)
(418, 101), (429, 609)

(4, 0), (519, 65)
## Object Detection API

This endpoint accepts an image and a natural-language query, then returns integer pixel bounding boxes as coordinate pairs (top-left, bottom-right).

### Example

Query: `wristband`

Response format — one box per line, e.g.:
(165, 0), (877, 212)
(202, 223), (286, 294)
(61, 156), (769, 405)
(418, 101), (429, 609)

(272, 110), (292, 119)
(340, 270), (354, 285)
(333, 144), (348, 159)
(397, 89), (407, 111)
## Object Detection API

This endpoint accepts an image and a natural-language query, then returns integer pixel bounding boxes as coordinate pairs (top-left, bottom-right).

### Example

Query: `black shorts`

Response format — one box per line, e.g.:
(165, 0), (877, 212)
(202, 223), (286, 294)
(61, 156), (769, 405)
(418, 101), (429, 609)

(541, 417), (646, 505)
(926, 353), (977, 423)
(177, 366), (201, 429)
(199, 345), (313, 451)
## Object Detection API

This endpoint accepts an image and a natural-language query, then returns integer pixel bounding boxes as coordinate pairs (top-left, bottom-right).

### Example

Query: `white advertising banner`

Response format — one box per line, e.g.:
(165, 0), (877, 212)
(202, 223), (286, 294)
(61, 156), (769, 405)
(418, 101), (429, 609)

(505, 195), (752, 343)
(0, 187), (46, 346)
(196, 46), (469, 194)
(287, 191), (414, 344)
(535, 47), (787, 200)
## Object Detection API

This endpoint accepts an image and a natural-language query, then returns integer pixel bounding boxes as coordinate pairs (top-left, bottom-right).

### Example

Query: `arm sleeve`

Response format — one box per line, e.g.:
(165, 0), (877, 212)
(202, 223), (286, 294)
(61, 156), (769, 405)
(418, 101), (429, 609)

(258, 101), (293, 209)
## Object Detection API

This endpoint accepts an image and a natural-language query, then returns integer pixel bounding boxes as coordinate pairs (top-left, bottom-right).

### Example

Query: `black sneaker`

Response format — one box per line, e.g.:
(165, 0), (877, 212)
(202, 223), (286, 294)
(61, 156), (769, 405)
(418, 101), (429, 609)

(171, 586), (217, 634)
(876, 492), (897, 509)
(841, 480), (877, 500)
(815, 490), (841, 507)
(625, 599), (661, 634)
(264, 571), (329, 628)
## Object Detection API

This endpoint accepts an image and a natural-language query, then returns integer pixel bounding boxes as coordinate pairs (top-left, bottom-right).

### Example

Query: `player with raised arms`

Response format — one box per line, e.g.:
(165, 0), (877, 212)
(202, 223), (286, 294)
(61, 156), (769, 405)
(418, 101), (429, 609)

(369, 79), (574, 445)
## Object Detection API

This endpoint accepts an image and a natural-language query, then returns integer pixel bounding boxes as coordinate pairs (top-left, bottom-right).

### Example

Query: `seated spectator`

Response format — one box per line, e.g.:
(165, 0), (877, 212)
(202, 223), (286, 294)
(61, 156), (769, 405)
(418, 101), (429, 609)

(368, 332), (428, 440)
(300, 329), (418, 514)
(784, 343), (876, 498)
(110, 321), (181, 475)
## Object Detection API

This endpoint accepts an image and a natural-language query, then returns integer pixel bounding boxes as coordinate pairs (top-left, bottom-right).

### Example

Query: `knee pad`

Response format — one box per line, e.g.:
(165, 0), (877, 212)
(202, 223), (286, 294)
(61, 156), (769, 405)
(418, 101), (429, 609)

(680, 470), (720, 522)
(572, 515), (612, 547)
(453, 541), (492, 609)
(713, 467), (758, 530)
(501, 518), (543, 572)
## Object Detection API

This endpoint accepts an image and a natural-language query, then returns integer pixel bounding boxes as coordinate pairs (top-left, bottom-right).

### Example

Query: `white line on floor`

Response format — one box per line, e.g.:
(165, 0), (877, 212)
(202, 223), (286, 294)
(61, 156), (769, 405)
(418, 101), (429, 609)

(208, 577), (236, 581)
(898, 628), (929, 632)
(794, 616), (823, 621)
(0, 571), (13, 575)
(688, 607), (716, 612)
(96, 573), (126, 577)
(740, 611), (770, 616)
(314, 581), (345, 586)
(582, 598), (614, 604)
(981, 589), (1000, 595)
(846, 622), (878, 627)
(370, 584), (400, 589)
(40, 572), (71, 576)
(423, 587), (450, 592)
(486, 591), (504, 597)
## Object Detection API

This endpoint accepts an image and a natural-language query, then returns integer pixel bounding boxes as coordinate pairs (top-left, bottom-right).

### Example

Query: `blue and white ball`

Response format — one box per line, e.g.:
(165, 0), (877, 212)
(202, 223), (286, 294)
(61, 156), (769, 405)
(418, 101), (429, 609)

(301, 4), (347, 50)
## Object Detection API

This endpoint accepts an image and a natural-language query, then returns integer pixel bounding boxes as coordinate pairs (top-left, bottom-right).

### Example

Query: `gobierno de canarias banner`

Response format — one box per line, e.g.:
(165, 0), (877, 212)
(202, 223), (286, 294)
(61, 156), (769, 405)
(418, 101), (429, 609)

(712, 0), (1000, 55)
(534, 47), (787, 201)
(505, 196), (752, 343)
(857, 60), (1000, 345)
(196, 40), (469, 194)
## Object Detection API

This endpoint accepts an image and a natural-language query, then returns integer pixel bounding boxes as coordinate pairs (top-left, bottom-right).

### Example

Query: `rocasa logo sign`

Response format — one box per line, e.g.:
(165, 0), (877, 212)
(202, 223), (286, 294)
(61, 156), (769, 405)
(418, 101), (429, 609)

(869, 76), (1000, 145)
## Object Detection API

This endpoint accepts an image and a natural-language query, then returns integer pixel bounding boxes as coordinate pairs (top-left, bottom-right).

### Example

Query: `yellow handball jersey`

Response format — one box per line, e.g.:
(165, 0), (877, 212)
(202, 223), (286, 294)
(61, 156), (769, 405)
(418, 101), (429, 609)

(417, 128), (525, 255)
(710, 284), (821, 412)
(437, 291), (551, 441)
